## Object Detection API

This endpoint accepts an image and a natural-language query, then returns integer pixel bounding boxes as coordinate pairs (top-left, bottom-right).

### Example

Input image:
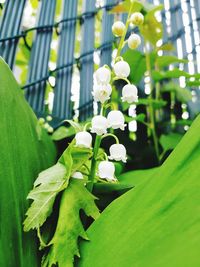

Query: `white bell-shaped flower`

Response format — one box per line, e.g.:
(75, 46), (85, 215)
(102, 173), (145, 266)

(98, 161), (116, 181)
(112, 21), (126, 37)
(108, 144), (127, 163)
(71, 172), (84, 179)
(122, 84), (138, 103)
(75, 131), (92, 148)
(91, 115), (108, 135)
(128, 34), (141, 50)
(107, 110), (126, 130)
(95, 66), (111, 85)
(130, 12), (144, 26)
(113, 61), (130, 78)
(92, 84), (112, 103)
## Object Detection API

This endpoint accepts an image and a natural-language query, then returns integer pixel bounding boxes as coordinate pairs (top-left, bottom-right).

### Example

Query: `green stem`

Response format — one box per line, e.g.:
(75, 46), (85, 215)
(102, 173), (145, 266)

(115, 3), (134, 60)
(101, 133), (119, 144)
(87, 135), (101, 192)
(145, 41), (160, 163)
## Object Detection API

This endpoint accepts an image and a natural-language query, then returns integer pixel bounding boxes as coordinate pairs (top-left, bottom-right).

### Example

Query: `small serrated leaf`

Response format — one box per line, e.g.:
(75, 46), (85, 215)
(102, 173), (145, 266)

(23, 163), (69, 232)
(42, 180), (100, 267)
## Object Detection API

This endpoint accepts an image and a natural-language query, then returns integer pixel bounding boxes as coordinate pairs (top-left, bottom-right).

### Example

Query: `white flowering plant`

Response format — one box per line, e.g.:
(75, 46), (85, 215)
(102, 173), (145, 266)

(23, 1), (199, 266)
(23, 3), (142, 267)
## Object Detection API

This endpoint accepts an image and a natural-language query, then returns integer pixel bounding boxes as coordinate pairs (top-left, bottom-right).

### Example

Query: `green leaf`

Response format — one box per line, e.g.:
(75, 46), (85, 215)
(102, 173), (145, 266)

(24, 140), (92, 232)
(42, 179), (100, 267)
(186, 80), (200, 87)
(51, 126), (75, 141)
(140, 5), (163, 46)
(0, 57), (56, 266)
(137, 98), (167, 109)
(78, 115), (200, 267)
(157, 43), (174, 51)
(23, 163), (69, 232)
(160, 133), (183, 152)
(156, 55), (187, 69)
(152, 68), (191, 81)
(135, 113), (146, 123)
(162, 82), (192, 103)
(118, 167), (159, 186)
(123, 50), (146, 84)
(110, 0), (143, 13)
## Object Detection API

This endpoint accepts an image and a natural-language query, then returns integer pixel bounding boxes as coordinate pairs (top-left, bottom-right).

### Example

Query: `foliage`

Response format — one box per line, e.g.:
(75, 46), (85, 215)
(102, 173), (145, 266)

(0, 57), (56, 266)
(24, 140), (93, 266)
(78, 114), (200, 267)
(42, 180), (99, 267)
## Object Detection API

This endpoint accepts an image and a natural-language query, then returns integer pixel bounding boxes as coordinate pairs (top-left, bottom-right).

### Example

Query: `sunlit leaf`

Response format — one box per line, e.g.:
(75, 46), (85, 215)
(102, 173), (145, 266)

(78, 115), (200, 267)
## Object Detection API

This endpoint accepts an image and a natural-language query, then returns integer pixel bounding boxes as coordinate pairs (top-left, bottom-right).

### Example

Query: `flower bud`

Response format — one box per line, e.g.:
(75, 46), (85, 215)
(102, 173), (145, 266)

(71, 172), (84, 179)
(112, 21), (126, 37)
(128, 34), (141, 50)
(95, 66), (111, 85)
(98, 161), (116, 181)
(92, 84), (112, 104)
(75, 131), (92, 148)
(130, 12), (144, 26)
(46, 115), (52, 121)
(91, 115), (108, 135)
(122, 84), (138, 103)
(113, 61), (130, 78)
(47, 126), (54, 133)
(38, 118), (45, 125)
(107, 110), (126, 130)
(109, 144), (127, 163)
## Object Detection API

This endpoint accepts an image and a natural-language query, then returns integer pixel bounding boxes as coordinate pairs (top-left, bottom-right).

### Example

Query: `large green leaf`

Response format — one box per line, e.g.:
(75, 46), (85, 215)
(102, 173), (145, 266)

(42, 179), (100, 267)
(0, 57), (56, 266)
(78, 114), (200, 267)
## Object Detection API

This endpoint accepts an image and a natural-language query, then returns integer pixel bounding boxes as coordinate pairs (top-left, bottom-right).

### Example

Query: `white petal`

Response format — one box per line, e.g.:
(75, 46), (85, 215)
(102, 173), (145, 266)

(71, 172), (84, 179)
(113, 61), (130, 78)
(75, 131), (92, 148)
(95, 67), (111, 85)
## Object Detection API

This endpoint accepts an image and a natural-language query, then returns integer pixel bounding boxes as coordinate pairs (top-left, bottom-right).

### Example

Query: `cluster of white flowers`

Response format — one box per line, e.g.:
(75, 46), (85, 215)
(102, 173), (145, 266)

(74, 12), (144, 183)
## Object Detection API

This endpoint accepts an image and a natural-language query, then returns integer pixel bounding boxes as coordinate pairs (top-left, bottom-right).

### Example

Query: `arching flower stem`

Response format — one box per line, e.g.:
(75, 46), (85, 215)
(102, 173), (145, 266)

(101, 133), (119, 144)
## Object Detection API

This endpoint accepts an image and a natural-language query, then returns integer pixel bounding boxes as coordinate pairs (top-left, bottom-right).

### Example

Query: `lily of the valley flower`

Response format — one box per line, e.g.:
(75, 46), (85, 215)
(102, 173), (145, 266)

(95, 66), (111, 85)
(92, 84), (112, 103)
(130, 12), (144, 26)
(98, 161), (116, 181)
(91, 115), (108, 135)
(75, 131), (92, 148)
(112, 21), (126, 37)
(128, 34), (141, 50)
(122, 84), (138, 103)
(107, 110), (126, 130)
(71, 172), (84, 179)
(113, 61), (130, 78)
(109, 144), (127, 163)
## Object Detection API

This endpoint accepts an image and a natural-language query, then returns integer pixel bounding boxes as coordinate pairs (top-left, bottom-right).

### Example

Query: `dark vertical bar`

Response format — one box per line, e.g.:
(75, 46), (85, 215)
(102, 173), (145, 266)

(0, 0), (26, 69)
(100, 0), (115, 67)
(25, 0), (56, 115)
(52, 0), (78, 121)
(79, 0), (96, 121)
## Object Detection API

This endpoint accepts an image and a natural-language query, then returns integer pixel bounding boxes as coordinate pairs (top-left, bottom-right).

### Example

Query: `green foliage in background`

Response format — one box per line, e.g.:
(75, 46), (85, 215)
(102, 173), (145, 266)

(78, 114), (200, 267)
(0, 57), (56, 266)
